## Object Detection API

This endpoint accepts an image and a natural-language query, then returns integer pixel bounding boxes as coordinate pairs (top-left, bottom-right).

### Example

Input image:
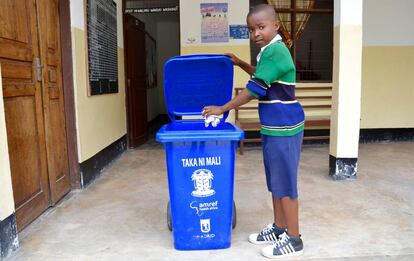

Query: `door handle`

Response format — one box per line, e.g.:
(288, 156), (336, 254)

(35, 57), (43, 82)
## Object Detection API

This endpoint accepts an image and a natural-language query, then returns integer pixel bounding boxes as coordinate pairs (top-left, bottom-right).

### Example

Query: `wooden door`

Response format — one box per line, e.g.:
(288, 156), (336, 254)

(0, 0), (70, 230)
(37, 0), (71, 204)
(0, 0), (50, 229)
(124, 15), (148, 148)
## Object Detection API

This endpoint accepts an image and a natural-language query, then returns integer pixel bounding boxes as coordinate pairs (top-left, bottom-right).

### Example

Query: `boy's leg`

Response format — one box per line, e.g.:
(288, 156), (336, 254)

(262, 196), (303, 258)
(261, 132), (304, 257)
(272, 197), (287, 229)
(248, 197), (286, 244)
(252, 134), (285, 242)
(280, 196), (299, 237)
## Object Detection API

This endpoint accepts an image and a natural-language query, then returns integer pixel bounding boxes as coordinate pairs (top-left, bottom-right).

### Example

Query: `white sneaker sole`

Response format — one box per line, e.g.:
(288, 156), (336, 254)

(262, 249), (304, 259)
(248, 234), (276, 245)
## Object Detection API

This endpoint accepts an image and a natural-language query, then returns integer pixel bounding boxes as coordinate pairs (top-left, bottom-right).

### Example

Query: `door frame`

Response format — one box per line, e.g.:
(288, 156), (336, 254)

(123, 0), (133, 148)
(59, 0), (81, 189)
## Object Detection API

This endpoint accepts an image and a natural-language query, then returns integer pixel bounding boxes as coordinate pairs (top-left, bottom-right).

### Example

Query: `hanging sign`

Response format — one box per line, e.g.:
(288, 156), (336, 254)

(125, 6), (179, 14)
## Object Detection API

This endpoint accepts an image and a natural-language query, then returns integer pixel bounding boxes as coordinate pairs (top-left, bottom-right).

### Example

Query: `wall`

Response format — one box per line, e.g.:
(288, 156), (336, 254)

(0, 67), (15, 221)
(179, 0), (250, 120)
(179, 0), (414, 129)
(361, 0), (414, 128)
(70, 0), (127, 162)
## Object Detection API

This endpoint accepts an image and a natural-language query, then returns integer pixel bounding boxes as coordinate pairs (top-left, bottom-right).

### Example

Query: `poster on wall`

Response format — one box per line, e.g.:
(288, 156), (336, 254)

(229, 25), (250, 39)
(200, 3), (229, 43)
(87, 0), (118, 95)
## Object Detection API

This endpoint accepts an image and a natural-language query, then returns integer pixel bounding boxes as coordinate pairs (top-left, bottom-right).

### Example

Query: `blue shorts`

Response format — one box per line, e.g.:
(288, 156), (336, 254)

(262, 131), (303, 199)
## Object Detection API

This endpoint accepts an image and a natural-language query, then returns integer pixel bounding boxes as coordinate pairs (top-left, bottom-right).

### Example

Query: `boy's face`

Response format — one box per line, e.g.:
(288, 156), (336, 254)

(247, 10), (279, 48)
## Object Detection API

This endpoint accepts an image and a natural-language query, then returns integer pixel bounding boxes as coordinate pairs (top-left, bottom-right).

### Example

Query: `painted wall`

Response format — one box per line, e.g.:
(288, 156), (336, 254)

(179, 0), (250, 120)
(70, 0), (127, 162)
(0, 67), (15, 221)
(179, 0), (414, 130)
(361, 0), (414, 128)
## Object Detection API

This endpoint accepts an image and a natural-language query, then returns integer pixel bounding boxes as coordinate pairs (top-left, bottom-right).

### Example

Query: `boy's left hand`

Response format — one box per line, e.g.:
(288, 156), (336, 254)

(202, 105), (224, 117)
(224, 53), (241, 66)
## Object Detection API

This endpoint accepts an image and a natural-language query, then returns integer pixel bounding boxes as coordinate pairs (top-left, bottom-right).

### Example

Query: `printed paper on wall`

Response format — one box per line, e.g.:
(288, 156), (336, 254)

(200, 3), (229, 43)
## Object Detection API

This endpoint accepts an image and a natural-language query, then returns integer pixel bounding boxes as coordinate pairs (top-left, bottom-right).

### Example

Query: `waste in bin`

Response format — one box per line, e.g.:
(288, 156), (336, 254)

(156, 54), (244, 250)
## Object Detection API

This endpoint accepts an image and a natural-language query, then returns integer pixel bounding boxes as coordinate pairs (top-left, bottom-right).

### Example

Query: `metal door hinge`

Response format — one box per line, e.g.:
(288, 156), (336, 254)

(35, 57), (43, 82)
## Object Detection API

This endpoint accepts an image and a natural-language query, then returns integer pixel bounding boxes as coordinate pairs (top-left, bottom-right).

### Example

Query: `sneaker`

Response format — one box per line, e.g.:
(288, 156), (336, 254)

(262, 232), (303, 259)
(248, 223), (286, 245)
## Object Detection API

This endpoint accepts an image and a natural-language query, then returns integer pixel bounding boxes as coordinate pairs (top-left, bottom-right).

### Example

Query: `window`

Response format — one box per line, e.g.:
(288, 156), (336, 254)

(250, 0), (333, 82)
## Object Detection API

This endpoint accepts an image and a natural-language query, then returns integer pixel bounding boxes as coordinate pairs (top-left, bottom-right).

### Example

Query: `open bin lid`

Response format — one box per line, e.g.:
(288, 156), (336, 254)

(164, 54), (234, 122)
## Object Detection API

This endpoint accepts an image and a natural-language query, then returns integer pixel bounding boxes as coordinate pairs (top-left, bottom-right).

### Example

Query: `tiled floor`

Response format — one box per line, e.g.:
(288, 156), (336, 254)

(8, 141), (414, 260)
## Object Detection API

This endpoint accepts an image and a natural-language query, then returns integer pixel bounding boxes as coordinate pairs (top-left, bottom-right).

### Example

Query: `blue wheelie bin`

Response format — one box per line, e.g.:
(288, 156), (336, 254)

(156, 54), (244, 250)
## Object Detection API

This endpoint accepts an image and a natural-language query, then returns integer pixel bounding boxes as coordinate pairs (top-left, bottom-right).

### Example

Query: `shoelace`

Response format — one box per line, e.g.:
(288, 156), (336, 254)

(273, 232), (290, 247)
(260, 224), (275, 236)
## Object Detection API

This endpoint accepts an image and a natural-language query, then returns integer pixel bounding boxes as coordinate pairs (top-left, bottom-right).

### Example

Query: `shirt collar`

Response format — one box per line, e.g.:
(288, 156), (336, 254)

(257, 34), (283, 62)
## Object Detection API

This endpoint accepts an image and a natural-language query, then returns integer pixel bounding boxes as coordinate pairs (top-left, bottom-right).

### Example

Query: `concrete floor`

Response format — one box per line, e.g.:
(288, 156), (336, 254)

(8, 141), (414, 260)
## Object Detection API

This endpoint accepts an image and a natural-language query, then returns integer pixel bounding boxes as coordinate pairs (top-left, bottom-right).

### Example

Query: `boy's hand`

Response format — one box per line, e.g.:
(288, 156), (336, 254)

(225, 53), (255, 76)
(224, 53), (241, 66)
(202, 105), (224, 117)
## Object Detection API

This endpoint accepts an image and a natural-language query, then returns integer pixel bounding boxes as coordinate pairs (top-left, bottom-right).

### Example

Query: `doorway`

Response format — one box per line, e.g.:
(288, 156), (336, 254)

(124, 14), (149, 148)
(124, 0), (180, 142)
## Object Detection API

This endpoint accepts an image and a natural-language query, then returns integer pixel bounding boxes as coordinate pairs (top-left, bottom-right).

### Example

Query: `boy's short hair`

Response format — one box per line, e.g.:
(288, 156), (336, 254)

(247, 4), (278, 21)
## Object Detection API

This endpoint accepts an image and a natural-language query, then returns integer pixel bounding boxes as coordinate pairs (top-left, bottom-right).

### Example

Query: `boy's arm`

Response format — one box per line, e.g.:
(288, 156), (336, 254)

(202, 89), (254, 117)
(225, 53), (256, 76)
(238, 59), (256, 76)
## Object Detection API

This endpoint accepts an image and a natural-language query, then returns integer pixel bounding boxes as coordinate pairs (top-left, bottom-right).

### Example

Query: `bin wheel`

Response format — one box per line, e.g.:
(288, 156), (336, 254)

(232, 200), (237, 229)
(167, 201), (172, 231)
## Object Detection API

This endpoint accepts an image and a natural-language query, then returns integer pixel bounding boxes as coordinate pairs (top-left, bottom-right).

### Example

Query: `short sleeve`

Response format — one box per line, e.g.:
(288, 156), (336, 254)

(245, 78), (268, 97)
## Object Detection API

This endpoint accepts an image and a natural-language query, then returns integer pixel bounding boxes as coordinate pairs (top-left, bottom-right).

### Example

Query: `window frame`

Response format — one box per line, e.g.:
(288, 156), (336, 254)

(275, 0), (333, 64)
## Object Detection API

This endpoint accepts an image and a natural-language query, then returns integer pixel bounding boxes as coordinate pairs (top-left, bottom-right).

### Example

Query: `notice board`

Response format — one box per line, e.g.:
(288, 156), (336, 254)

(87, 0), (118, 95)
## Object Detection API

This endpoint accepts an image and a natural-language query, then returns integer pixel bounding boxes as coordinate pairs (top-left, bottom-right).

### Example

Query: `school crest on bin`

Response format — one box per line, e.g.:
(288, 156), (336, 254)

(191, 169), (215, 197)
(200, 219), (211, 233)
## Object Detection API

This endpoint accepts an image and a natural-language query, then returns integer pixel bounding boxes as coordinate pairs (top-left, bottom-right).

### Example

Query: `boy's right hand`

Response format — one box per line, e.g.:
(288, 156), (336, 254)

(202, 105), (224, 117)
(224, 53), (241, 66)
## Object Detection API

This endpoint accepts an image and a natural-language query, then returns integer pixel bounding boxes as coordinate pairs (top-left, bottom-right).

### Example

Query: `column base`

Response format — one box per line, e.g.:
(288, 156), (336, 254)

(329, 155), (358, 180)
(0, 213), (19, 259)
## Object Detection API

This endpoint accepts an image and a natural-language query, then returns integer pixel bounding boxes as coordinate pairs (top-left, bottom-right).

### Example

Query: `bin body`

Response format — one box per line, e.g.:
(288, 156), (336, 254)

(158, 122), (243, 250)
(157, 54), (244, 250)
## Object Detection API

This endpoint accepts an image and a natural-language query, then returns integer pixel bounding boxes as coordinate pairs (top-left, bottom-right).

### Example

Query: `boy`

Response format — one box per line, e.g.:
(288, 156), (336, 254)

(202, 4), (304, 259)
